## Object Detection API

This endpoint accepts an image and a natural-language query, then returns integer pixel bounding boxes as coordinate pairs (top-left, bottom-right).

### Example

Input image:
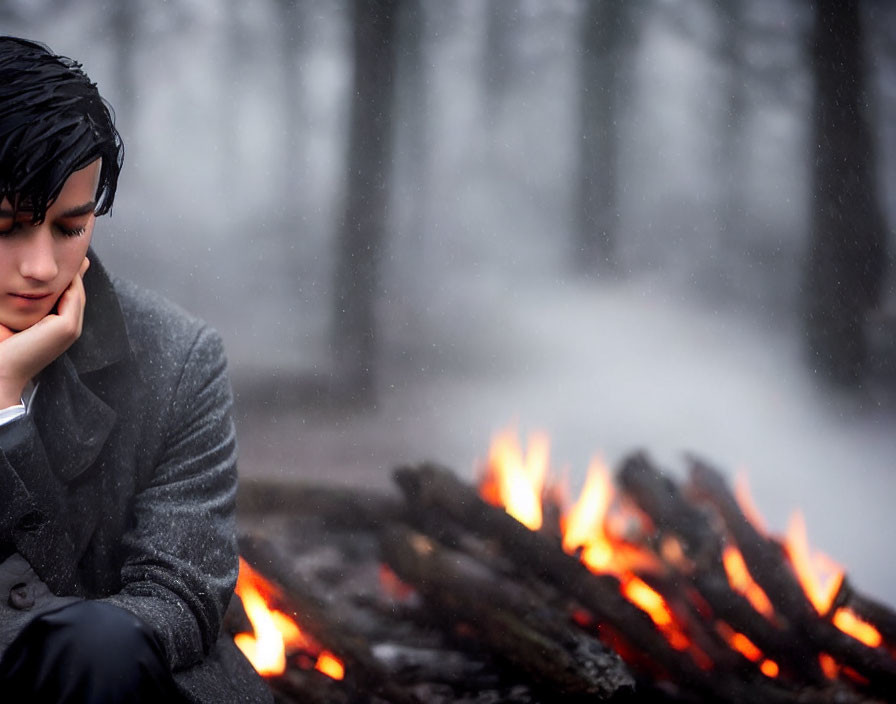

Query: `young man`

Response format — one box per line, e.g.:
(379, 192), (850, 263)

(0, 37), (271, 702)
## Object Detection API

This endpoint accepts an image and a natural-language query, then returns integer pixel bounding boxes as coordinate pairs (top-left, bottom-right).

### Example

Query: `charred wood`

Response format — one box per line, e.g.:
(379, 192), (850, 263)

(393, 463), (791, 703)
(686, 457), (896, 693)
(237, 478), (403, 530)
(685, 456), (820, 628)
(618, 453), (823, 684)
(239, 532), (424, 704)
(638, 572), (751, 676)
(268, 668), (358, 704)
(379, 523), (635, 700)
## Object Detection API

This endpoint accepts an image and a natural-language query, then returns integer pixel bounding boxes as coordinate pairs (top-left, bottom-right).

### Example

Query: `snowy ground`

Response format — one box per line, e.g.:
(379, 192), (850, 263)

(234, 274), (896, 605)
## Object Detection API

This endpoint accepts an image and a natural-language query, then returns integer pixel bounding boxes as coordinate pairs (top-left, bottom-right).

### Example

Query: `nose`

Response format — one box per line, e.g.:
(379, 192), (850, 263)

(18, 227), (59, 283)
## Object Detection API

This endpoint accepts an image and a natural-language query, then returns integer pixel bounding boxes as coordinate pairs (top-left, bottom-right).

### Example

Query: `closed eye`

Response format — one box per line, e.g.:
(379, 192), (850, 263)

(56, 223), (87, 237)
(0, 220), (21, 237)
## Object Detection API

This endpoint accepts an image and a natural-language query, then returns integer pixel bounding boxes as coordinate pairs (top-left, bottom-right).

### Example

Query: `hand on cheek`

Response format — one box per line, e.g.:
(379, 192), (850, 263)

(0, 256), (90, 406)
(55, 256), (90, 326)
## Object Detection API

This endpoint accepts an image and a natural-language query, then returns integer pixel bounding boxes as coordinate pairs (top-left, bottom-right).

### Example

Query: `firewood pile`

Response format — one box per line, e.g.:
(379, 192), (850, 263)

(233, 453), (896, 704)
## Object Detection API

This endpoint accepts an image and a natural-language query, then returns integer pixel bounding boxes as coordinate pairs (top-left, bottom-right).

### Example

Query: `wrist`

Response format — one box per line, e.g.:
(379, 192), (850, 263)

(0, 379), (26, 408)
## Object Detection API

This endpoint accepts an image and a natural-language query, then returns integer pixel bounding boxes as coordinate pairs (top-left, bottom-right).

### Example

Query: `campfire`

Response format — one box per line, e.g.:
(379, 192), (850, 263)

(232, 429), (896, 703)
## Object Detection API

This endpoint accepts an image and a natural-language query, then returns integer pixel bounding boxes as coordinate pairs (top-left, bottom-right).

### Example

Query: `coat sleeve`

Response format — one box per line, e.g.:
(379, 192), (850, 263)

(100, 325), (239, 671)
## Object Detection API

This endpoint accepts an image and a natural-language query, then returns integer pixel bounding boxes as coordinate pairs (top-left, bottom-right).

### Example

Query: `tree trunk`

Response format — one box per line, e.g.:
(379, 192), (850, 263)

(108, 2), (139, 130)
(332, 0), (400, 403)
(715, 0), (749, 271)
(804, 0), (887, 384)
(277, 0), (306, 214)
(575, 1), (629, 273)
(482, 1), (521, 127)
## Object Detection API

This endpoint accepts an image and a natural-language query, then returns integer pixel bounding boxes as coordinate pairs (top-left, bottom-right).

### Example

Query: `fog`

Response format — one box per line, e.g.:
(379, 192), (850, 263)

(5, 0), (896, 602)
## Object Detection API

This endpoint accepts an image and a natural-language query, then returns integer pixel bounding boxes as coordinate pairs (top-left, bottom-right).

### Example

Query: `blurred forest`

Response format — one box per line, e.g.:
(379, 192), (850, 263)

(2, 0), (893, 398)
(5, 0), (896, 599)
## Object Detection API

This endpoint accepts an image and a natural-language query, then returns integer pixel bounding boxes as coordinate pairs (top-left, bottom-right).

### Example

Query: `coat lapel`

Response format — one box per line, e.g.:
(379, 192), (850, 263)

(16, 253), (132, 592)
(32, 356), (117, 483)
(33, 251), (129, 483)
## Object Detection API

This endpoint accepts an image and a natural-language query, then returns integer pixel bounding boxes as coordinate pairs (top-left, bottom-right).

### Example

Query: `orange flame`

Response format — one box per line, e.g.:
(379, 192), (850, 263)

(734, 481), (882, 653)
(479, 432), (688, 652)
(561, 459), (660, 577)
(784, 511), (843, 615)
(480, 429), (549, 530)
(479, 429), (887, 674)
(721, 545), (775, 619)
(234, 558), (344, 680)
(562, 459), (613, 568)
(733, 473), (768, 534)
(783, 513), (883, 650)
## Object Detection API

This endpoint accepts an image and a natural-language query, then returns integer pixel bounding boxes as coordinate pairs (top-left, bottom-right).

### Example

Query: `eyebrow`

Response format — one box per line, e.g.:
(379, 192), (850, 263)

(0, 202), (96, 219)
(57, 202), (97, 218)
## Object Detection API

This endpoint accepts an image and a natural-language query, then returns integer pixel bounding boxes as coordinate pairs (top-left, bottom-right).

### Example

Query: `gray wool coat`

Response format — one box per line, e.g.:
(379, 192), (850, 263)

(0, 252), (272, 703)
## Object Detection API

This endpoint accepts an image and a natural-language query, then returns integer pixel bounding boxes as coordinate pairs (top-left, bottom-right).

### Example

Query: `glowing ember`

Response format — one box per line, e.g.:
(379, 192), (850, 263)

(728, 630), (762, 662)
(832, 608), (883, 649)
(480, 428), (549, 530)
(716, 622), (778, 677)
(379, 564), (415, 601)
(759, 659), (780, 678)
(819, 653), (839, 679)
(315, 651), (346, 680)
(621, 576), (690, 650)
(721, 545), (775, 619)
(234, 558), (344, 680)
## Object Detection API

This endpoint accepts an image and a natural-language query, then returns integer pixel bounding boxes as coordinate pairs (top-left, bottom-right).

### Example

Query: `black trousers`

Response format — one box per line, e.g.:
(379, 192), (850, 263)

(0, 600), (186, 703)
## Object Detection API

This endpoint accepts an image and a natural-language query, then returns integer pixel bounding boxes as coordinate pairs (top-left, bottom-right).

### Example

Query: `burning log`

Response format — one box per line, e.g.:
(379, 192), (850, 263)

(393, 463), (796, 703)
(231, 437), (896, 704)
(684, 457), (822, 627)
(617, 452), (824, 683)
(238, 532), (424, 704)
(378, 523), (635, 699)
(238, 478), (403, 529)
(685, 457), (896, 693)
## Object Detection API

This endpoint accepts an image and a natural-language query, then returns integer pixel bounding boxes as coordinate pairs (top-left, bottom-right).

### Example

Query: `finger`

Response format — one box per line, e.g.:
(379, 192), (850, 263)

(54, 270), (88, 332)
(79, 256), (90, 277)
(0, 325), (13, 344)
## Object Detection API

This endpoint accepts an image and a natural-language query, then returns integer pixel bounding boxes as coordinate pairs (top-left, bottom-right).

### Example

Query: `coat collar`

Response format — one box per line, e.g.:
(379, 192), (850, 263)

(32, 250), (129, 484)
(66, 248), (132, 374)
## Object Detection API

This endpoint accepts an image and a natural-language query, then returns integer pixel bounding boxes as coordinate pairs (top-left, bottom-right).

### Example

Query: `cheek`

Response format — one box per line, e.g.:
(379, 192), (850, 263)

(59, 232), (93, 276)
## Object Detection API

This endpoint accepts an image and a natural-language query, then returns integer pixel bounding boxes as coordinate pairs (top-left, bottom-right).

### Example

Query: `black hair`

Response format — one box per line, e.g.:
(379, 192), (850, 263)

(0, 36), (123, 222)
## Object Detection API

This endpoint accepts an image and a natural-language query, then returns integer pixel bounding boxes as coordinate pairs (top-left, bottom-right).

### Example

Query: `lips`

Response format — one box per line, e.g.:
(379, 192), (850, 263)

(11, 292), (50, 298)
(7, 292), (53, 303)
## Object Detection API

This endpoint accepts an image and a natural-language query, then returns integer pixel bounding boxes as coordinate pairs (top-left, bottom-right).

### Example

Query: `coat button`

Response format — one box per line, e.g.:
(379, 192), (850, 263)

(16, 511), (43, 532)
(9, 583), (34, 610)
